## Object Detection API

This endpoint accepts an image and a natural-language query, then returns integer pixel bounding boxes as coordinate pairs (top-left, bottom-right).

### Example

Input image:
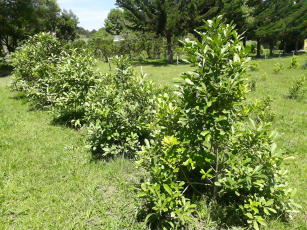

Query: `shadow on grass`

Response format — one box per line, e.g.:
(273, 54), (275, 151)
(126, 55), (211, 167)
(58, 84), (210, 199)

(0, 63), (13, 78)
(251, 52), (306, 60)
(132, 58), (189, 67)
(50, 111), (86, 130)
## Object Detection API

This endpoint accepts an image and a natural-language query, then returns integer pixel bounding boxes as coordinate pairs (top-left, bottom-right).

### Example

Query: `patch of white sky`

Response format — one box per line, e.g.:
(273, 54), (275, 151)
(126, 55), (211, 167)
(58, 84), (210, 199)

(57, 0), (116, 31)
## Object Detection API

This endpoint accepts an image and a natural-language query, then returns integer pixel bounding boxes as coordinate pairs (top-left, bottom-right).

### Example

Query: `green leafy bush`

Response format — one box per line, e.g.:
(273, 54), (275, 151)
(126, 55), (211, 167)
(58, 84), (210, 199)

(273, 63), (283, 74)
(288, 76), (305, 99)
(289, 56), (298, 69)
(249, 62), (259, 72)
(137, 17), (294, 229)
(84, 57), (157, 158)
(48, 48), (98, 126)
(10, 33), (61, 107)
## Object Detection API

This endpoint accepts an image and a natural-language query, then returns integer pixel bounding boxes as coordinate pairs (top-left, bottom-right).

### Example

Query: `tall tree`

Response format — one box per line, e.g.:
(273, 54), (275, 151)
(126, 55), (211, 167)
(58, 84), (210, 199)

(116, 0), (215, 63)
(0, 0), (79, 53)
(56, 10), (79, 42)
(104, 9), (125, 35)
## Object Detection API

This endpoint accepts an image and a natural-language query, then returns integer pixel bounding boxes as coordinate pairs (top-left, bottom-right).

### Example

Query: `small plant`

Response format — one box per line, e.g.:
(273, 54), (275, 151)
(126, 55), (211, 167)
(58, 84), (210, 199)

(249, 78), (257, 92)
(302, 60), (307, 69)
(273, 62), (283, 74)
(249, 62), (259, 72)
(289, 56), (298, 69)
(260, 72), (268, 81)
(288, 76), (305, 99)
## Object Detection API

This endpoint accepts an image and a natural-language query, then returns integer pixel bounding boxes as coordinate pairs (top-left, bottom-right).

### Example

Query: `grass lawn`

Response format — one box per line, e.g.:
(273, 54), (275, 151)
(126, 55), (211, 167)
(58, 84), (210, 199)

(0, 54), (306, 229)
(0, 77), (146, 229)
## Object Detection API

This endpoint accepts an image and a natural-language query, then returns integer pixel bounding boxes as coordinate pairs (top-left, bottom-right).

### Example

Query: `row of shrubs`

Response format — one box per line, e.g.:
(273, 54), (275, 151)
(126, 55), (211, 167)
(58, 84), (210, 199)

(10, 17), (296, 229)
(10, 33), (159, 160)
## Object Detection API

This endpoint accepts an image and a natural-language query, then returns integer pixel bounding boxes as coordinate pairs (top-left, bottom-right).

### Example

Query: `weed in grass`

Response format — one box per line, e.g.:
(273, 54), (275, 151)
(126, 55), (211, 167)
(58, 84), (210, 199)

(273, 63), (283, 74)
(249, 78), (257, 92)
(289, 56), (298, 69)
(260, 72), (268, 81)
(249, 62), (259, 72)
(288, 76), (305, 99)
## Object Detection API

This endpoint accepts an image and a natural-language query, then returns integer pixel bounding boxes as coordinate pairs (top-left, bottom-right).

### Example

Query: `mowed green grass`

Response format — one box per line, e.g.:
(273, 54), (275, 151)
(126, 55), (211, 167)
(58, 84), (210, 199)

(0, 54), (306, 229)
(0, 79), (146, 229)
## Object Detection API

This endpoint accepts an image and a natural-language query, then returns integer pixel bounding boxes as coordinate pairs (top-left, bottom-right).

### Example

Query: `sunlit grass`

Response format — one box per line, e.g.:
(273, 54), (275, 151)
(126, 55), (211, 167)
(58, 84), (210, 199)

(0, 53), (306, 229)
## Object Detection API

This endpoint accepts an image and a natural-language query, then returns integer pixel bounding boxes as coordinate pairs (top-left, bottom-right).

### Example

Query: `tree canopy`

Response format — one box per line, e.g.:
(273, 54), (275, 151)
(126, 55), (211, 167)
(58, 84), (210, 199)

(116, 0), (217, 63)
(0, 0), (79, 54)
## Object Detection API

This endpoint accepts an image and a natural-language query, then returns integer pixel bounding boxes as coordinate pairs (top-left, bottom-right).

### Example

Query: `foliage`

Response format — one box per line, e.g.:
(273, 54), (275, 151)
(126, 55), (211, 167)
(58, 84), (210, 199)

(137, 17), (294, 229)
(273, 63), (283, 74)
(104, 9), (126, 35)
(10, 32), (97, 125)
(55, 9), (79, 42)
(289, 56), (298, 69)
(249, 62), (259, 72)
(0, 0), (78, 53)
(84, 57), (157, 158)
(48, 48), (98, 125)
(288, 76), (305, 99)
(88, 37), (114, 62)
(10, 32), (61, 106)
(116, 0), (216, 63)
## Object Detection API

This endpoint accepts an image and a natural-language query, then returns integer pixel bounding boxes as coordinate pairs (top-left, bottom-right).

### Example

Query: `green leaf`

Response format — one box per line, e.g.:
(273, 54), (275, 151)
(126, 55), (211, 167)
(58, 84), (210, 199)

(185, 78), (194, 85)
(163, 184), (172, 195)
(253, 220), (259, 230)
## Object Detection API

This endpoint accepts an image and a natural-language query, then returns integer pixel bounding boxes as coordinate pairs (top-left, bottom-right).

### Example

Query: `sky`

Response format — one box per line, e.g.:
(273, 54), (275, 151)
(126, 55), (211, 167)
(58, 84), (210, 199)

(57, 0), (116, 31)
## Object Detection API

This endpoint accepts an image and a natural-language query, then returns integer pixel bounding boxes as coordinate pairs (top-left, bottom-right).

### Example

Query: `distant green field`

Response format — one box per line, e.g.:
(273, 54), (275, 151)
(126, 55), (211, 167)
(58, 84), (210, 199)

(0, 54), (306, 229)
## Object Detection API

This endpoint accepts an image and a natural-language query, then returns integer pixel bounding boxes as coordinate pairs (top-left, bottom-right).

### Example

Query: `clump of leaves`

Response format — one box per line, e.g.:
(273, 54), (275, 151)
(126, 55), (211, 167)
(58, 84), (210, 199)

(288, 76), (305, 99)
(49, 48), (98, 126)
(302, 60), (307, 69)
(249, 78), (257, 92)
(84, 56), (157, 158)
(137, 17), (295, 229)
(10, 32), (61, 107)
(249, 62), (259, 72)
(260, 72), (268, 81)
(289, 56), (298, 69)
(273, 63), (283, 74)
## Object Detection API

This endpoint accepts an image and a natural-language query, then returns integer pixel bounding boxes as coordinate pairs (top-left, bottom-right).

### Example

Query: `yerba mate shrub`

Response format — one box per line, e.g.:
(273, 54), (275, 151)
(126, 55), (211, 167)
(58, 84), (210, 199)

(49, 48), (98, 126)
(137, 17), (295, 229)
(85, 57), (157, 158)
(10, 33), (61, 107)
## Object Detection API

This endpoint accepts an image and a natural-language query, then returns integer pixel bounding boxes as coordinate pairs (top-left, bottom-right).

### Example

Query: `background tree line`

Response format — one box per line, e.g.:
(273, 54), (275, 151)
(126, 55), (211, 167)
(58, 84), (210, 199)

(1, 0), (306, 63)
(112, 0), (306, 63)
(0, 0), (78, 56)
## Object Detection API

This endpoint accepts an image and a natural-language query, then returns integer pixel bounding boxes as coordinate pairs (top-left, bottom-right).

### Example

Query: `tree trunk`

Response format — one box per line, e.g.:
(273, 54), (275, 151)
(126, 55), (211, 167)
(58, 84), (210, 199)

(256, 38), (261, 58)
(283, 41), (287, 54)
(166, 35), (174, 64)
(243, 37), (247, 47)
(269, 41), (274, 56)
(295, 39), (299, 54)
